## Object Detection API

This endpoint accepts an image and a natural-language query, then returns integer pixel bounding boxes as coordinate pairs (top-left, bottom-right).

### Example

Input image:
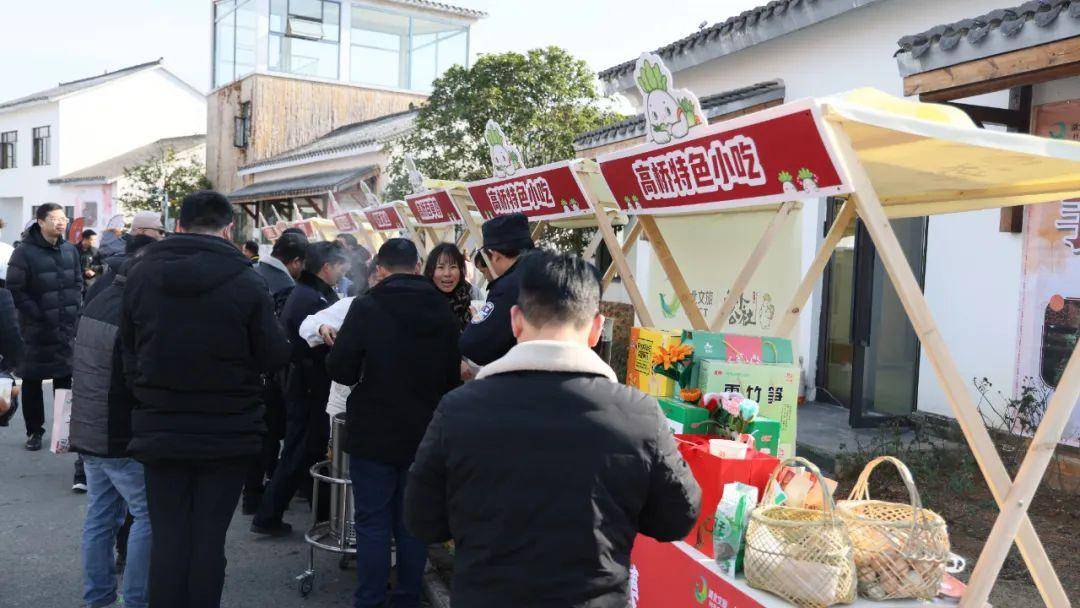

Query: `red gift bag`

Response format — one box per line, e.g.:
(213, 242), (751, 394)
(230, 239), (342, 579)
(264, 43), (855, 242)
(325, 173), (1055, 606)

(674, 434), (779, 557)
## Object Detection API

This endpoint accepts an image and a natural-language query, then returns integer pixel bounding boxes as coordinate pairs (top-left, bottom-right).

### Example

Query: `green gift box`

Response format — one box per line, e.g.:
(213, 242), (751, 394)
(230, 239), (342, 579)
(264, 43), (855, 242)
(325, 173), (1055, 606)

(658, 397), (711, 435)
(746, 417), (781, 457)
(699, 359), (799, 459)
(680, 330), (795, 388)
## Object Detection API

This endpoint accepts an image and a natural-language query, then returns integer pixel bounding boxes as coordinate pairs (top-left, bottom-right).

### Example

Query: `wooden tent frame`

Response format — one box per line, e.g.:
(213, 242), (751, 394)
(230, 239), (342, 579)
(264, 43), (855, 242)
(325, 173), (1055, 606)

(589, 101), (1077, 608)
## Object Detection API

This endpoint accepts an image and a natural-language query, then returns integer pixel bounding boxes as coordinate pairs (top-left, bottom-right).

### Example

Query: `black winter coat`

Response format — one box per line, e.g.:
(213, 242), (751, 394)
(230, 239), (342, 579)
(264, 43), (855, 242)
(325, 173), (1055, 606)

(280, 271), (337, 422)
(70, 269), (136, 458)
(405, 342), (701, 608)
(325, 274), (461, 465)
(0, 288), (24, 372)
(120, 234), (291, 462)
(458, 257), (522, 366)
(83, 253), (125, 305)
(6, 224), (84, 379)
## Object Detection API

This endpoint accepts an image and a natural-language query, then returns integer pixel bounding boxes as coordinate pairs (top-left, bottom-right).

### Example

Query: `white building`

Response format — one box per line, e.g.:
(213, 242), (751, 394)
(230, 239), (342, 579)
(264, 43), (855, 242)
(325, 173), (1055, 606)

(581, 0), (1076, 429)
(0, 60), (206, 243)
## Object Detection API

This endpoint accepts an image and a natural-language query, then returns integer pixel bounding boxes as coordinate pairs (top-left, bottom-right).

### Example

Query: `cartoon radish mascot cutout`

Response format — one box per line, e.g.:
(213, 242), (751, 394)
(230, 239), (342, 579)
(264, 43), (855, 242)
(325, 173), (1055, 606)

(360, 181), (382, 207)
(634, 53), (705, 145)
(405, 155), (427, 194)
(484, 120), (524, 178)
(778, 170), (798, 194)
(797, 167), (819, 193)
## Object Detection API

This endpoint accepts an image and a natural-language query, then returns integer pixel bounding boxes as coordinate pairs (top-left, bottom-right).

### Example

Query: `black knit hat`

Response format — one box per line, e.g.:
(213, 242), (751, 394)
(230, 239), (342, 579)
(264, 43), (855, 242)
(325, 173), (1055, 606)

(482, 213), (533, 251)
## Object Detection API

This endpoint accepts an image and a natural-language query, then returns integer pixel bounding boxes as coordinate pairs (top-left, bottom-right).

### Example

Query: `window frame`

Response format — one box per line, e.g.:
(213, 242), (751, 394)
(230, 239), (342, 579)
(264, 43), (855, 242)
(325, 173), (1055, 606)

(0, 130), (15, 169)
(32, 126), (50, 167)
(213, 0), (257, 88)
(234, 101), (251, 148)
(269, 0), (342, 80)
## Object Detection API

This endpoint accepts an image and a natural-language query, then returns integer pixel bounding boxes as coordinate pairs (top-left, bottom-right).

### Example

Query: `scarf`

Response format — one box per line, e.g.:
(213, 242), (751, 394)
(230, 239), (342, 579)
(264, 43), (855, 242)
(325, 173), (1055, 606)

(446, 280), (474, 331)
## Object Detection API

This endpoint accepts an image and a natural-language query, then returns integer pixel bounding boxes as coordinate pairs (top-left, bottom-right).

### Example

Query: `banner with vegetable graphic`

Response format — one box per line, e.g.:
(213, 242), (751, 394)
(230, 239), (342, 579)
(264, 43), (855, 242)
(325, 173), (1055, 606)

(466, 159), (594, 221)
(597, 100), (850, 216)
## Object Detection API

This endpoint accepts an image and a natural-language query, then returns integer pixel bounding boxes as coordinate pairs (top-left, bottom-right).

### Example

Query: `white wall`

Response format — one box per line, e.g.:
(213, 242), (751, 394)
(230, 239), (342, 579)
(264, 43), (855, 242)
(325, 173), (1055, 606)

(0, 102), (63, 242)
(610, 0), (1021, 416)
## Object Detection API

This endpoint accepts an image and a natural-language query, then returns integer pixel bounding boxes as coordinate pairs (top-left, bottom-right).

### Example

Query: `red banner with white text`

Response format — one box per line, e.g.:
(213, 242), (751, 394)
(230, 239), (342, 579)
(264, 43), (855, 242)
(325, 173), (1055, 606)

(364, 204), (405, 232)
(466, 161), (593, 221)
(405, 189), (462, 227)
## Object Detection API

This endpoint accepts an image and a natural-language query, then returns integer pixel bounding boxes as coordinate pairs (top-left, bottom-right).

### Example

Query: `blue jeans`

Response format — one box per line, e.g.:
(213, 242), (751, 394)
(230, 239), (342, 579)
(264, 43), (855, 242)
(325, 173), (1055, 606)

(350, 456), (428, 608)
(82, 456), (152, 608)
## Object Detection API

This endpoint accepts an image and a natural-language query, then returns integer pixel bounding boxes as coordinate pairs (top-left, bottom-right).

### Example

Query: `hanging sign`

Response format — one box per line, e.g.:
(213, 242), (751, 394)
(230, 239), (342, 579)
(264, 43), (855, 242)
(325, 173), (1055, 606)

(364, 204), (405, 232)
(290, 219), (316, 237)
(406, 190), (461, 226)
(261, 225), (281, 241)
(599, 93), (849, 216)
(467, 160), (593, 221)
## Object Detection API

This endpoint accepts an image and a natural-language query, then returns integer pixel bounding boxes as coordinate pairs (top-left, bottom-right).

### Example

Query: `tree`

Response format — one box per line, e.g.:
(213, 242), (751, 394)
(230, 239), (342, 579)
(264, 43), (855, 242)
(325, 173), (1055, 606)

(383, 46), (623, 252)
(118, 147), (212, 221)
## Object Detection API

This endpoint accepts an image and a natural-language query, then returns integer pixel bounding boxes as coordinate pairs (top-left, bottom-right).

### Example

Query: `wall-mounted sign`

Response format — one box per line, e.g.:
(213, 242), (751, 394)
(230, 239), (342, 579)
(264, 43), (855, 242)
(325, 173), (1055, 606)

(598, 101), (850, 216)
(466, 160), (593, 221)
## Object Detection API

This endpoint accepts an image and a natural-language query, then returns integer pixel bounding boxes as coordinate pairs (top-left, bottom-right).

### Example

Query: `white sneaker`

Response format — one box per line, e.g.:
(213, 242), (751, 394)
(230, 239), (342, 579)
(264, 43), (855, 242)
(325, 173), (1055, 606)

(72, 481), (88, 493)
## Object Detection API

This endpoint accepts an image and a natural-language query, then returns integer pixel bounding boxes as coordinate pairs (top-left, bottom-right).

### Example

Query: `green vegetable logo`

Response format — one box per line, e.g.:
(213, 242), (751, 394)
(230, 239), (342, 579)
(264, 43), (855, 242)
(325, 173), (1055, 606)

(659, 293), (682, 319)
(778, 170), (797, 195)
(694, 576), (708, 604)
(634, 53), (704, 145)
(797, 167), (818, 193)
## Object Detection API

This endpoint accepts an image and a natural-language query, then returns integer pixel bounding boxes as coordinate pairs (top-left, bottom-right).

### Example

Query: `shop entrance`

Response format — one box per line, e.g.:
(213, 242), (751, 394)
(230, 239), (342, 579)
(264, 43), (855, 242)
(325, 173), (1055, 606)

(816, 198), (927, 427)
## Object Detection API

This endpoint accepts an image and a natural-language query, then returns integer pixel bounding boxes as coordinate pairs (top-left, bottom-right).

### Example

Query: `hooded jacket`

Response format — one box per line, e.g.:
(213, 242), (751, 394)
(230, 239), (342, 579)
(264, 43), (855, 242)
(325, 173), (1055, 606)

(120, 233), (291, 462)
(5, 223), (83, 379)
(325, 273), (461, 464)
(70, 265), (136, 457)
(405, 341), (701, 608)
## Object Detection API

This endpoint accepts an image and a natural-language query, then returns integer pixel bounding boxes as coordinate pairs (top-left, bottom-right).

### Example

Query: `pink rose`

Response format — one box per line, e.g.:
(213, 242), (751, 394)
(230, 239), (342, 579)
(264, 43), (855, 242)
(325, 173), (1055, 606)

(720, 392), (744, 417)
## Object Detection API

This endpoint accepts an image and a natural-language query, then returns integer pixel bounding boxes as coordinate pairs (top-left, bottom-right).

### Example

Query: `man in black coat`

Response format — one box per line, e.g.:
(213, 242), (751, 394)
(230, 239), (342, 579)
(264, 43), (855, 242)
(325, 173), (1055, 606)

(120, 191), (291, 608)
(0, 286), (24, 426)
(458, 213), (533, 367)
(251, 240), (348, 534)
(6, 203), (83, 452)
(84, 233), (163, 305)
(326, 238), (461, 608)
(406, 251), (701, 608)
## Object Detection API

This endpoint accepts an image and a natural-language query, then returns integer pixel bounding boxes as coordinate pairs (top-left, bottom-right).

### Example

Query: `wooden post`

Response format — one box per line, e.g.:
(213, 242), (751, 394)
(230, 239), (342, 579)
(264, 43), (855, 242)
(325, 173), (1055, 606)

(775, 198), (856, 338)
(638, 216), (708, 331)
(583, 226), (606, 261)
(708, 202), (796, 331)
(964, 341), (1080, 606)
(823, 119), (1070, 608)
(602, 218), (643, 290)
(531, 221), (547, 243)
(447, 190), (494, 277)
(582, 188), (653, 326)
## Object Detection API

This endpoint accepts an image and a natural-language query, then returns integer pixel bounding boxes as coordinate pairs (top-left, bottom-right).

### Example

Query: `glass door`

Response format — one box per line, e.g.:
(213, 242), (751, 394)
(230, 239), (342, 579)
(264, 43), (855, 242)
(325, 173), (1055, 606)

(817, 198), (927, 427)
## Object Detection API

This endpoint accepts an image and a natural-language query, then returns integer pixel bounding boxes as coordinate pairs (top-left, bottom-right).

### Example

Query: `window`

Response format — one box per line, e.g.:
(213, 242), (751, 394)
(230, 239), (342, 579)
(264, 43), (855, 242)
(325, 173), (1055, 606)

(213, 0), (257, 88)
(270, 0), (341, 80)
(0, 131), (15, 169)
(350, 5), (468, 92)
(234, 102), (251, 148)
(32, 126), (50, 166)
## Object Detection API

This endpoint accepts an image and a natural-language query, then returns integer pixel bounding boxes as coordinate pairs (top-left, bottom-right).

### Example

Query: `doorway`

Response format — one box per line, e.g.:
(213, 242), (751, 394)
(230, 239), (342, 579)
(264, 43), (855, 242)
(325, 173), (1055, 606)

(816, 198), (927, 427)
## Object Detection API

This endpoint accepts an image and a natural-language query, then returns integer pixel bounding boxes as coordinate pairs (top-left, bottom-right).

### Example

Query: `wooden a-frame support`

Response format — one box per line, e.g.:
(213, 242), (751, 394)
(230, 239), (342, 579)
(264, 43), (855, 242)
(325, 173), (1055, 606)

(581, 186), (654, 326)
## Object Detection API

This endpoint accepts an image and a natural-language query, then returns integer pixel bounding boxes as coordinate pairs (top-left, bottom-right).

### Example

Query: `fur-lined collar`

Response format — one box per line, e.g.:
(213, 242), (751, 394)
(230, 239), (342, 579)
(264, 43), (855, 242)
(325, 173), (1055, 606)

(475, 340), (617, 382)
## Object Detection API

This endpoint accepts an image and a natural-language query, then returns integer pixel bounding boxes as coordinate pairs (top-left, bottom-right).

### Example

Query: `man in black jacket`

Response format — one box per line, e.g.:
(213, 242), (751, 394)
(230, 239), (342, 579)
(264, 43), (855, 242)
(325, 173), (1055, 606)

(406, 251), (701, 608)
(6, 203), (83, 452)
(120, 190), (291, 608)
(84, 233), (163, 305)
(458, 213), (532, 367)
(326, 238), (461, 608)
(251, 240), (348, 534)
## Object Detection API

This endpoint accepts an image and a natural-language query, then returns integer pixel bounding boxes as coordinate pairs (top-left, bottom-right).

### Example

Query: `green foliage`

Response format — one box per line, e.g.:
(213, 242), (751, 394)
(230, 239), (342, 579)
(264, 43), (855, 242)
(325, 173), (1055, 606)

(778, 170), (793, 183)
(118, 147), (211, 219)
(678, 97), (700, 127)
(636, 60), (668, 94)
(383, 46), (623, 253)
(797, 167), (814, 180)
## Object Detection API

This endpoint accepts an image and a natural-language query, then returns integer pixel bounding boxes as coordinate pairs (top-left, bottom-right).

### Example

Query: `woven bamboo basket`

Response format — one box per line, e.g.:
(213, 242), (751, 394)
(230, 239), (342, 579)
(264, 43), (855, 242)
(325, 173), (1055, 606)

(837, 456), (950, 601)
(744, 457), (857, 608)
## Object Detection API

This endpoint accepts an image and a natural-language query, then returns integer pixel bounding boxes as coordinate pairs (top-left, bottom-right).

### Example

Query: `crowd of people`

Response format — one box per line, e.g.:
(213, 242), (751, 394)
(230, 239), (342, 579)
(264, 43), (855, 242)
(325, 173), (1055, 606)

(0, 190), (702, 608)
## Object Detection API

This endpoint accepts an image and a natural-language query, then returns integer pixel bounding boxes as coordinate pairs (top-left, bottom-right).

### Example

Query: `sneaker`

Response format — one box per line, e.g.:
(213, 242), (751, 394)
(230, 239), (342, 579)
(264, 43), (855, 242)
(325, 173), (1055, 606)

(72, 480), (88, 493)
(250, 520), (292, 537)
(25, 432), (43, 451)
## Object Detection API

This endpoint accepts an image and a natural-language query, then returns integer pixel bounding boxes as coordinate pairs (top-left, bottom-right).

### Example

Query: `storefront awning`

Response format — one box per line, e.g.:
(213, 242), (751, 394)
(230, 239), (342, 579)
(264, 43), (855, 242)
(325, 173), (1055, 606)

(227, 165), (376, 204)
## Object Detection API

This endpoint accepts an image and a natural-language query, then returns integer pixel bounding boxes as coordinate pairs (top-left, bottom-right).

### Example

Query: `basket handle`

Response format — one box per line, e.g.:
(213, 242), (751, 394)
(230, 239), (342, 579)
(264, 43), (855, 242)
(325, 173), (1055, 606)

(764, 456), (838, 516)
(846, 455), (926, 529)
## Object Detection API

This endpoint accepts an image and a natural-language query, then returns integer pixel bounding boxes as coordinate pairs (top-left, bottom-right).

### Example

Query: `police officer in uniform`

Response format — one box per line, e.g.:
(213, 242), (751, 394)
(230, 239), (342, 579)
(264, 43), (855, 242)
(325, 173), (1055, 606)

(459, 213), (534, 366)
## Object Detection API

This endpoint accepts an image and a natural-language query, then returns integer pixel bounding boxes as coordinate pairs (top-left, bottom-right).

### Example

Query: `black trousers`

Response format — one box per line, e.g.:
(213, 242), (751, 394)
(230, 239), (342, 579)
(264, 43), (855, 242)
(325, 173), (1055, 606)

(252, 396), (329, 527)
(21, 376), (71, 437)
(145, 459), (247, 608)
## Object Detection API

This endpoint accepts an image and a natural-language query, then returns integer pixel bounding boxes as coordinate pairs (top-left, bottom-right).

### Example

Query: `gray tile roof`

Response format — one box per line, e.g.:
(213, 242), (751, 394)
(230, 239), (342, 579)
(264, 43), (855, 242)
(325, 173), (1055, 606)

(49, 135), (205, 185)
(386, 0), (487, 18)
(228, 166), (377, 203)
(573, 80), (785, 151)
(240, 109), (418, 172)
(896, 1), (1080, 76)
(0, 59), (163, 112)
(596, 0), (880, 92)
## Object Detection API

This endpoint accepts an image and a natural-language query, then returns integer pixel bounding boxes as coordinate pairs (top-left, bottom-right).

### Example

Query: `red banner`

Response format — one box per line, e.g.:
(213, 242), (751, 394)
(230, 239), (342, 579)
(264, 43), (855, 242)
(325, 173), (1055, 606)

(364, 204), (405, 232)
(466, 161), (593, 221)
(405, 189), (461, 227)
(598, 102), (849, 215)
(631, 537), (767, 608)
(261, 225), (281, 241)
(290, 219), (316, 238)
(332, 211), (359, 232)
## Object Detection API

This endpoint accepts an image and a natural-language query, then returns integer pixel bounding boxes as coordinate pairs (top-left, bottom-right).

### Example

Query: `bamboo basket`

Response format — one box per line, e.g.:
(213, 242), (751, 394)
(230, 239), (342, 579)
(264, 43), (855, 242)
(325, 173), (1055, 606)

(837, 456), (950, 601)
(744, 457), (857, 608)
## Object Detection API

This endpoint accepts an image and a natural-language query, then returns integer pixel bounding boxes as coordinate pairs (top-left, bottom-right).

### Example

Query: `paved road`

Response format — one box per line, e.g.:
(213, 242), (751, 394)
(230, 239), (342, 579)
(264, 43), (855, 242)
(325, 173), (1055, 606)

(0, 415), (357, 607)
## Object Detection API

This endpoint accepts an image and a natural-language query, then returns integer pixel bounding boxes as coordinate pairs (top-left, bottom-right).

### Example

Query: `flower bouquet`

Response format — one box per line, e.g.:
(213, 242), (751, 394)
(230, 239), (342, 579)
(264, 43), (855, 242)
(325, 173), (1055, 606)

(700, 392), (760, 438)
(651, 341), (698, 402)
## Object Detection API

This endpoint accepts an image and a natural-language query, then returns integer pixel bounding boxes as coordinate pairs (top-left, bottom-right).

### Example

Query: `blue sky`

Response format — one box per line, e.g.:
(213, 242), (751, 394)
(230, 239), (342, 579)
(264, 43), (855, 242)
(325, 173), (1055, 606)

(0, 0), (766, 100)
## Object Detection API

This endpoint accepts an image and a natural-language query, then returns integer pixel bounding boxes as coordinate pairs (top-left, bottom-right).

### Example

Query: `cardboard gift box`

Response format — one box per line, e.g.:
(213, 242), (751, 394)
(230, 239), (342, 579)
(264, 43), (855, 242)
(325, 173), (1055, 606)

(674, 435), (779, 558)
(626, 327), (683, 397)
(698, 359), (799, 459)
(680, 330), (794, 387)
(658, 397), (711, 435)
(745, 417), (781, 457)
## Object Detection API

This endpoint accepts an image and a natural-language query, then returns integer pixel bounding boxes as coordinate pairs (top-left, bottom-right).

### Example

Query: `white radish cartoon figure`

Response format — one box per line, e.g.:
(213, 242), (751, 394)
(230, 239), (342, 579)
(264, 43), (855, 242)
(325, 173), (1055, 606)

(797, 167), (819, 193)
(360, 181), (382, 207)
(405, 155), (427, 193)
(778, 171), (798, 195)
(484, 120), (524, 178)
(634, 53), (705, 145)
